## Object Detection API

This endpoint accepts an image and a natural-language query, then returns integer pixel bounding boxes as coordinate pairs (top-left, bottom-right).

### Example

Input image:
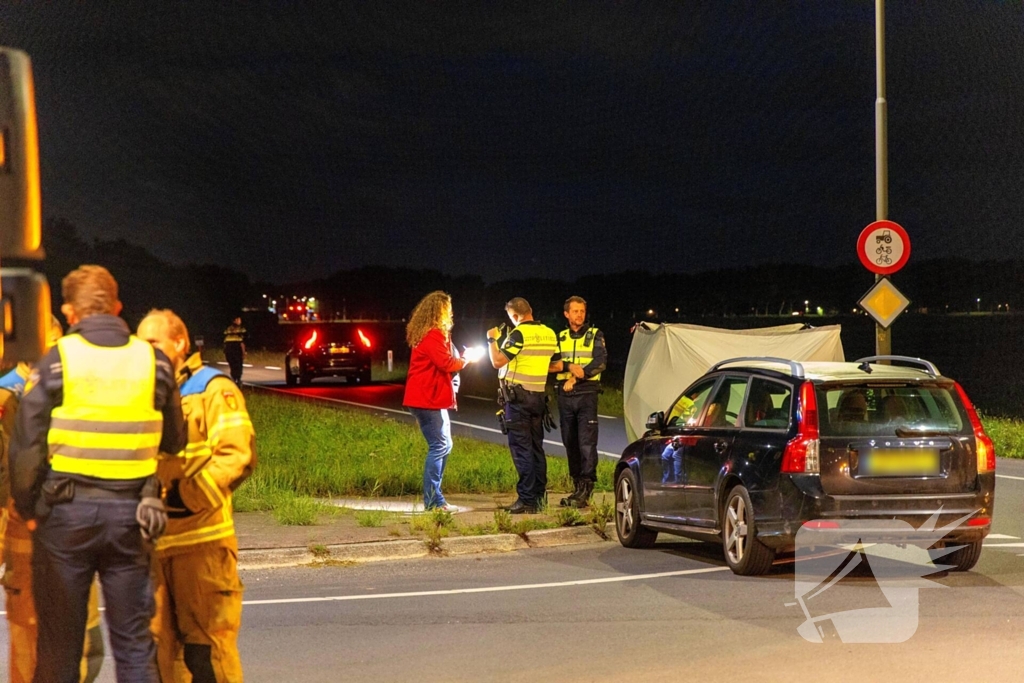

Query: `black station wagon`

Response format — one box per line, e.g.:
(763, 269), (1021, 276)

(614, 356), (996, 575)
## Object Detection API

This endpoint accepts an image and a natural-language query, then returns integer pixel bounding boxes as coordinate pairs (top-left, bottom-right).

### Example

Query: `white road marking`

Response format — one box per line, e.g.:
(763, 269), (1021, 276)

(0, 566), (729, 616)
(981, 542), (1024, 548)
(216, 362), (228, 366)
(260, 386), (619, 458)
(996, 474), (1024, 481)
(242, 364), (253, 368)
(986, 534), (1020, 540)
(265, 366), (281, 370)
(466, 395), (618, 419)
(241, 566), (731, 607)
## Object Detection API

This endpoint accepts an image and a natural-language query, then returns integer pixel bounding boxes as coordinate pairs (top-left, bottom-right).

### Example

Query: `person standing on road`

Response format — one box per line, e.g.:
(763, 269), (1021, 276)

(138, 309), (256, 683)
(1, 317), (107, 683)
(487, 297), (559, 514)
(222, 316), (247, 384)
(554, 296), (607, 508)
(403, 292), (481, 511)
(9, 265), (186, 683)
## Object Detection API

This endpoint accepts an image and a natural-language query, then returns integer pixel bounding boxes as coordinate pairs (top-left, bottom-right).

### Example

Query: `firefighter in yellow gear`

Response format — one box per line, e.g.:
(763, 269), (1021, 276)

(138, 309), (256, 683)
(0, 318), (105, 683)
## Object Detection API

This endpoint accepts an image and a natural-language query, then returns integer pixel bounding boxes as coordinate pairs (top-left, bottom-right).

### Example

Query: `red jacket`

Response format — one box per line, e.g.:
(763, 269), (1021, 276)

(403, 328), (466, 410)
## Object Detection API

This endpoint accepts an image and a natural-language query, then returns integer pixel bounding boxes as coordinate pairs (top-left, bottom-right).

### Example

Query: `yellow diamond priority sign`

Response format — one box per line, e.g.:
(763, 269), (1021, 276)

(858, 277), (910, 329)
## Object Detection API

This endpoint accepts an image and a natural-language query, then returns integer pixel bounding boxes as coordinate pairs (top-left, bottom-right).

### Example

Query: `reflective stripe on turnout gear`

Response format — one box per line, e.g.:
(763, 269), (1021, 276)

(48, 335), (162, 479)
(156, 353), (255, 555)
(556, 326), (602, 382)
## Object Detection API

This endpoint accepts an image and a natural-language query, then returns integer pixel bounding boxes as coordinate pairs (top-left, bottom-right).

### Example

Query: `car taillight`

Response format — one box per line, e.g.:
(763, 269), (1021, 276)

(357, 329), (371, 348)
(954, 382), (996, 474)
(781, 381), (820, 474)
(303, 330), (318, 350)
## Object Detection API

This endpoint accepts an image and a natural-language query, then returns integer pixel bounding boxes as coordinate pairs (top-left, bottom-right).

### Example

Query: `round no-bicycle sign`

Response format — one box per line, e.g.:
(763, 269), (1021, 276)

(857, 220), (910, 275)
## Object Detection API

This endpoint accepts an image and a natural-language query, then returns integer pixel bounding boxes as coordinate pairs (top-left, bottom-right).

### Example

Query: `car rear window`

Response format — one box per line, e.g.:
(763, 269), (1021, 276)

(816, 384), (966, 437)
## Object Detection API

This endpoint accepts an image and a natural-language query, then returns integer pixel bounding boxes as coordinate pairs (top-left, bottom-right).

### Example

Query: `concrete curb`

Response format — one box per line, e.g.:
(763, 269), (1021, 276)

(524, 526), (605, 547)
(237, 526), (614, 570)
(441, 534), (529, 556)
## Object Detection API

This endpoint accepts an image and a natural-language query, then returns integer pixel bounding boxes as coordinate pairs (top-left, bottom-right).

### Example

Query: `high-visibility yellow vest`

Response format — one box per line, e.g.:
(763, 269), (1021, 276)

(500, 322), (557, 393)
(555, 326), (602, 382)
(48, 335), (162, 480)
(223, 325), (246, 344)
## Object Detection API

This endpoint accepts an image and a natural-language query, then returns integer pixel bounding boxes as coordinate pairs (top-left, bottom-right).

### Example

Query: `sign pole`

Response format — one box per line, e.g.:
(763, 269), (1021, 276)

(875, 0), (891, 357)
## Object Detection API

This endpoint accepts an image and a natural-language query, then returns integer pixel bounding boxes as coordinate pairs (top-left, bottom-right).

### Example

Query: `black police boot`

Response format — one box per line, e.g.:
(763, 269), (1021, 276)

(569, 480), (594, 508)
(560, 479), (582, 507)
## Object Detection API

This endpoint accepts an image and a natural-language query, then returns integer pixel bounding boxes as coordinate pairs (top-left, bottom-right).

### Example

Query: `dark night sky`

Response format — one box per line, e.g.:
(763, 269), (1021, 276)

(1, 1), (1022, 283)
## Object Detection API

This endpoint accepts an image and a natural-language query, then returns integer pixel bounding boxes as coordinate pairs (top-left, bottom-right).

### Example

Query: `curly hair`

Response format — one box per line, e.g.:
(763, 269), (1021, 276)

(406, 291), (453, 348)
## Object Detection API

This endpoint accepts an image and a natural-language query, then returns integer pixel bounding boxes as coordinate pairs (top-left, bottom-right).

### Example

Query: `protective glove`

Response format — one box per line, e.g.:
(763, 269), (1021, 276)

(542, 408), (557, 433)
(136, 496), (168, 542)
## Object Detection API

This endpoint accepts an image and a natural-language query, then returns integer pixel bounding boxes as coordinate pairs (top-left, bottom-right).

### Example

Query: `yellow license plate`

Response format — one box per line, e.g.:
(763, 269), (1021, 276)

(860, 449), (940, 476)
(330, 346), (350, 354)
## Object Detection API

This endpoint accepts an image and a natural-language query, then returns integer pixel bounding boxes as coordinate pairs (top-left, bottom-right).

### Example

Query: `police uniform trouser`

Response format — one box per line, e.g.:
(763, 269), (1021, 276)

(505, 390), (547, 506)
(33, 497), (157, 683)
(558, 390), (599, 483)
(3, 505), (104, 683)
(152, 545), (245, 683)
(223, 343), (244, 383)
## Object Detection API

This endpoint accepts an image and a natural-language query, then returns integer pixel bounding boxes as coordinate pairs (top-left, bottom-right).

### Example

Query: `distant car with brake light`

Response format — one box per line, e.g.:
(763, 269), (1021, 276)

(285, 325), (373, 385)
(614, 355), (996, 576)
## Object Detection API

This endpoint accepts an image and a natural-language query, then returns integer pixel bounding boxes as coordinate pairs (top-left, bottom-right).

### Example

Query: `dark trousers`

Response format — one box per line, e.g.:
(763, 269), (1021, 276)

(558, 390), (600, 482)
(32, 498), (158, 683)
(224, 343), (244, 383)
(505, 390), (547, 506)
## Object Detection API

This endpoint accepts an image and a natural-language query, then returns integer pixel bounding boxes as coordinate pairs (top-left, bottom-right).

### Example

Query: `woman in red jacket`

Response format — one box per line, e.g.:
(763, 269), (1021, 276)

(403, 291), (480, 510)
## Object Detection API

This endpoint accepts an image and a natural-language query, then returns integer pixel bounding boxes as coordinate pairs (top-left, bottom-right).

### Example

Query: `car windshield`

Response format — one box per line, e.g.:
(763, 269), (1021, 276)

(816, 383), (966, 437)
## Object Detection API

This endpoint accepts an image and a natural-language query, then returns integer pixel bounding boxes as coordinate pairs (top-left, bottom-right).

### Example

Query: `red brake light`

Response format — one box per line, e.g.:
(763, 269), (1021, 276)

(357, 329), (371, 348)
(954, 382), (996, 474)
(781, 381), (820, 474)
(303, 330), (318, 350)
(967, 516), (991, 527)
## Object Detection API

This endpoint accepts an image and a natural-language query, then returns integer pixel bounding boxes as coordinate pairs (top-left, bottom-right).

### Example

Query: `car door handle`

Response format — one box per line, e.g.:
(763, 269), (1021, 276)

(714, 441), (728, 454)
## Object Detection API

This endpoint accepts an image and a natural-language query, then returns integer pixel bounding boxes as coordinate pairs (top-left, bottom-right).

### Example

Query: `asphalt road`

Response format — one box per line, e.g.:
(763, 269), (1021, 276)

(4, 460), (1022, 682)
(236, 364), (630, 459)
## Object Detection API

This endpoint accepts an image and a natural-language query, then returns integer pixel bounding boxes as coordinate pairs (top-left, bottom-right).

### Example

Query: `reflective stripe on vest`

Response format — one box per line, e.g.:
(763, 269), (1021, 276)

(500, 323), (557, 393)
(556, 327), (602, 382)
(48, 335), (162, 480)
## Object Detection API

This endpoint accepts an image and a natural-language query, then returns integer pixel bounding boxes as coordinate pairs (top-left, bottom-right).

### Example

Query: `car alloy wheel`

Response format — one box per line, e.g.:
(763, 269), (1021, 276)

(615, 468), (657, 549)
(724, 494), (748, 566)
(721, 485), (775, 575)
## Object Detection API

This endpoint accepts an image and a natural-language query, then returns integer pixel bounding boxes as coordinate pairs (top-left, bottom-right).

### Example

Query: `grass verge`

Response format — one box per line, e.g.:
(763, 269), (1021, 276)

(234, 391), (616, 521)
(982, 415), (1024, 459)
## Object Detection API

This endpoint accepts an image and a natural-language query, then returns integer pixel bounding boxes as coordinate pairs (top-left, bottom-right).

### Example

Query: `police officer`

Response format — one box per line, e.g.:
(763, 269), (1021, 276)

(9, 265), (186, 683)
(138, 309), (256, 683)
(222, 316), (247, 384)
(554, 296), (607, 508)
(1, 318), (106, 683)
(487, 298), (559, 514)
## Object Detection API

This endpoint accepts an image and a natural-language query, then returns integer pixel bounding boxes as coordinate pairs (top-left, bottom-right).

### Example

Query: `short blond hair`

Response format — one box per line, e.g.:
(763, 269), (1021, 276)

(61, 265), (119, 317)
(505, 297), (532, 316)
(142, 308), (191, 356)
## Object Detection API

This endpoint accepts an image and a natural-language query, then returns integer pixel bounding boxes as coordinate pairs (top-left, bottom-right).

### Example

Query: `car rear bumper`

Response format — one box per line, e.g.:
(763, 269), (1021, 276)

(753, 473), (995, 551)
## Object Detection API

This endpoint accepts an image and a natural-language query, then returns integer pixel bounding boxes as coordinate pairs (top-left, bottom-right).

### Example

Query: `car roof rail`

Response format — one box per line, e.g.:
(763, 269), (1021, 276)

(854, 355), (940, 377)
(710, 357), (805, 379)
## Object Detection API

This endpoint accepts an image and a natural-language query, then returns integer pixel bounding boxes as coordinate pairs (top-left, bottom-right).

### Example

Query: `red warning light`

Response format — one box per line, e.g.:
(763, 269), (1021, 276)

(357, 329), (371, 348)
(303, 330), (318, 350)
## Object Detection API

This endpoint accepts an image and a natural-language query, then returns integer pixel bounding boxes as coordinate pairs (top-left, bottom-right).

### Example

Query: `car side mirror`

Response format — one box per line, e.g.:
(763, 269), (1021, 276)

(646, 411), (665, 431)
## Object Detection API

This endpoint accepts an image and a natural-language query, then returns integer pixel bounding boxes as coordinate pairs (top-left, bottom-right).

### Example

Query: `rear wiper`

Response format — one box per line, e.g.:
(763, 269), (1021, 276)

(894, 426), (958, 437)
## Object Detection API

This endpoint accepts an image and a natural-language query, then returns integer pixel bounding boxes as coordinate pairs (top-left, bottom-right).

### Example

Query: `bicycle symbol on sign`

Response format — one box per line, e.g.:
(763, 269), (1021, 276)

(874, 229), (894, 264)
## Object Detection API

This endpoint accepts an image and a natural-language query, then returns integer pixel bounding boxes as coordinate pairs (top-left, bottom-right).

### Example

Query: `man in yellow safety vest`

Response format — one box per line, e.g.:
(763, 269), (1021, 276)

(487, 297), (559, 514)
(9, 265), (186, 682)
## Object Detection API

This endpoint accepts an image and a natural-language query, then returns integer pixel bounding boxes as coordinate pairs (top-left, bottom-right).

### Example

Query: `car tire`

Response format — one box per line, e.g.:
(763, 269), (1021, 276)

(947, 540), (983, 572)
(285, 358), (297, 386)
(721, 485), (775, 576)
(358, 369), (372, 384)
(615, 468), (657, 549)
(299, 370), (314, 386)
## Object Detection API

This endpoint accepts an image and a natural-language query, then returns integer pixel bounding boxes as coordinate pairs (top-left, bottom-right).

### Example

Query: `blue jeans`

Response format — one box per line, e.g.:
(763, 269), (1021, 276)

(409, 408), (453, 509)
